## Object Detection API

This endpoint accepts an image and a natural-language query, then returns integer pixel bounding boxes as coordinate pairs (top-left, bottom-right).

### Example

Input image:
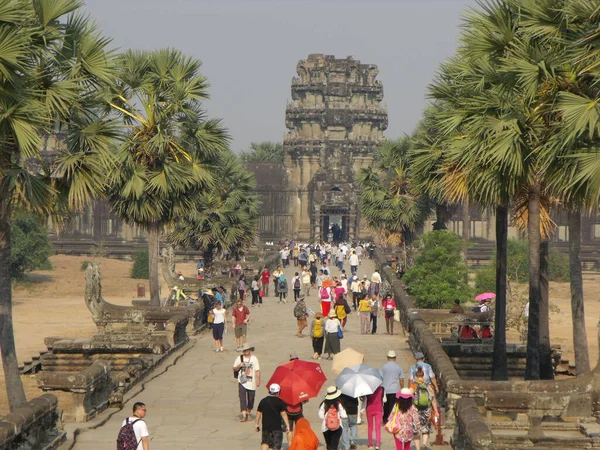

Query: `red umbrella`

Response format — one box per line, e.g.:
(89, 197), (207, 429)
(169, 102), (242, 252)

(266, 359), (327, 405)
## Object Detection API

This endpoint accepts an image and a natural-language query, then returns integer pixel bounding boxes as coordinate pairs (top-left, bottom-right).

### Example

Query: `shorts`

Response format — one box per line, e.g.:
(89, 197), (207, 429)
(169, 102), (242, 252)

(261, 429), (284, 450)
(288, 412), (303, 431)
(234, 323), (247, 338)
(212, 322), (224, 340)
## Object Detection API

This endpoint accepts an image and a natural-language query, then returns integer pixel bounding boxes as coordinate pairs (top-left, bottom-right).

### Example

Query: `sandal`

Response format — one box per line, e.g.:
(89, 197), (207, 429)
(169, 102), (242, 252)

(240, 415), (248, 422)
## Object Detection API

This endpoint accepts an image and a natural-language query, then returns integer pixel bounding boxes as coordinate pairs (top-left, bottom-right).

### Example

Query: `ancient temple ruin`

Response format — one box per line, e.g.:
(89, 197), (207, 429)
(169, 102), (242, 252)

(283, 54), (388, 241)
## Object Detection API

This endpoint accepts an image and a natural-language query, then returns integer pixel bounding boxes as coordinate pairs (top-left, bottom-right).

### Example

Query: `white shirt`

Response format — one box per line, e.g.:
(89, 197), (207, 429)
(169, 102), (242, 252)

(233, 354), (260, 390)
(349, 254), (359, 266)
(325, 317), (340, 333)
(121, 417), (149, 450)
(212, 308), (226, 324)
(371, 272), (382, 283)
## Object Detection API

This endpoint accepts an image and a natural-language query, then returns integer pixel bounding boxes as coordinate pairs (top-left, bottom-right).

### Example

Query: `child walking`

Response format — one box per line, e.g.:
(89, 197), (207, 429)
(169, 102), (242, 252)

(385, 388), (420, 450)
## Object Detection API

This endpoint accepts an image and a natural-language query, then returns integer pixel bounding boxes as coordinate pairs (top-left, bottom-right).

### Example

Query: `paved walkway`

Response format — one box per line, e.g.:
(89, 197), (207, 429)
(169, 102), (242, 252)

(69, 258), (428, 449)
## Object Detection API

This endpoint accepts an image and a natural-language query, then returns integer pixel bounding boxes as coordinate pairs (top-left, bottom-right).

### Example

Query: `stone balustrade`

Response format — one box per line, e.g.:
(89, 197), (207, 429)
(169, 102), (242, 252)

(451, 398), (494, 450)
(36, 361), (112, 422)
(0, 394), (65, 449)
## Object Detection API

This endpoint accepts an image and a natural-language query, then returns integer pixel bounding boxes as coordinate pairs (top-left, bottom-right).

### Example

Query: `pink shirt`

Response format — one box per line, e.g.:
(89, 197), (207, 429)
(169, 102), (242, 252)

(366, 386), (384, 414)
(382, 299), (396, 311)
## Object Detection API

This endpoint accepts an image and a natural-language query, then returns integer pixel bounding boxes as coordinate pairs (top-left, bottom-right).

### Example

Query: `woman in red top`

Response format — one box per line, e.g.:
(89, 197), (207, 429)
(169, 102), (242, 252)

(382, 294), (397, 335)
(260, 266), (271, 297)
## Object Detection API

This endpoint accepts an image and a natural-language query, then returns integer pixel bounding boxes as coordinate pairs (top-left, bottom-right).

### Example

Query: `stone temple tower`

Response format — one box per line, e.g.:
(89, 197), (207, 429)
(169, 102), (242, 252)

(284, 54), (388, 241)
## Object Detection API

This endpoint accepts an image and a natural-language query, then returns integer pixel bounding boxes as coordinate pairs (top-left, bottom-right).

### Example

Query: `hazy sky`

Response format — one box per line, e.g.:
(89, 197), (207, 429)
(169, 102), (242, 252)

(82, 0), (476, 152)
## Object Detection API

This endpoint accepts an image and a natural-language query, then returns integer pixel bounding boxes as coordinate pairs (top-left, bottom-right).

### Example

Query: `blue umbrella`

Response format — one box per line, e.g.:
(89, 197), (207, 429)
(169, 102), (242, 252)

(335, 363), (383, 398)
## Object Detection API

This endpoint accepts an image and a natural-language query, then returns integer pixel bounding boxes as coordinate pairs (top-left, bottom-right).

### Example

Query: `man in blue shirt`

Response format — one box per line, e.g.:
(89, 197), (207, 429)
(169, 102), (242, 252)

(213, 287), (225, 306)
(409, 352), (439, 394)
(380, 350), (404, 421)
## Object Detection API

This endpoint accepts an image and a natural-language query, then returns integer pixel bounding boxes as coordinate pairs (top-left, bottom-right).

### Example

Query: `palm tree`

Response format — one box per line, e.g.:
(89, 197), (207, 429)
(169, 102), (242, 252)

(356, 138), (430, 246)
(107, 49), (229, 305)
(0, 0), (119, 409)
(168, 152), (259, 265)
(239, 142), (284, 164)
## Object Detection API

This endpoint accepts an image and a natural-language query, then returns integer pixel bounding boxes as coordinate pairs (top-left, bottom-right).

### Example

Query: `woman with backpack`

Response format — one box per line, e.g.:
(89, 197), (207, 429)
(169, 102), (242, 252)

(385, 388), (421, 450)
(318, 387), (347, 450)
(408, 367), (437, 450)
(310, 312), (325, 359)
(320, 285), (332, 317)
(278, 274), (289, 303)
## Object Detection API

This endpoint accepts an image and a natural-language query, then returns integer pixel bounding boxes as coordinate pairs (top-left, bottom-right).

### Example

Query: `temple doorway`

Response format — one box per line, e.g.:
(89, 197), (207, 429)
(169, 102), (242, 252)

(321, 208), (349, 242)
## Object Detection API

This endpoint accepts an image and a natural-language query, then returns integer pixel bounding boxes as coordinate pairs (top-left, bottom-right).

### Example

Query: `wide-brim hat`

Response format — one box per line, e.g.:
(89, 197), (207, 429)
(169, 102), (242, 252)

(387, 350), (397, 358)
(325, 386), (341, 400)
(240, 343), (255, 352)
(328, 310), (337, 318)
(315, 312), (323, 318)
(414, 351), (424, 360)
(396, 388), (414, 399)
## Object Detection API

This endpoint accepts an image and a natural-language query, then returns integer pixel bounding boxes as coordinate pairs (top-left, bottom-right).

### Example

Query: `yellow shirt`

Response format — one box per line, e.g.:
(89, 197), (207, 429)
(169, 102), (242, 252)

(358, 298), (371, 312)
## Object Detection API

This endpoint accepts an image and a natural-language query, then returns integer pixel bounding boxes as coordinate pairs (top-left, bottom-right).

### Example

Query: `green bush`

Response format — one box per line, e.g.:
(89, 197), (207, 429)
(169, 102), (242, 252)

(548, 250), (570, 282)
(10, 214), (53, 279)
(130, 250), (149, 279)
(475, 264), (496, 293)
(81, 260), (91, 270)
(404, 230), (472, 308)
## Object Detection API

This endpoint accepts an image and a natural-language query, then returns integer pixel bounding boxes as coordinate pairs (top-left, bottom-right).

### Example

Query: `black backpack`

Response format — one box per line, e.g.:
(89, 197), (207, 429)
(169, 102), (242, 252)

(117, 418), (142, 450)
(294, 278), (301, 289)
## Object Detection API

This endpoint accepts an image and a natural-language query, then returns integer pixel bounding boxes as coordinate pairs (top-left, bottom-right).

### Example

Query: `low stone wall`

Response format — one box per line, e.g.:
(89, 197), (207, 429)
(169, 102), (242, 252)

(37, 361), (112, 422)
(0, 394), (65, 449)
(451, 398), (493, 450)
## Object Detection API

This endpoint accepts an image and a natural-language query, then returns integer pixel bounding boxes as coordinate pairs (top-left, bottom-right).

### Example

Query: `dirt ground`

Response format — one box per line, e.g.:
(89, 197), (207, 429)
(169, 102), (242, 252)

(1, 255), (599, 415)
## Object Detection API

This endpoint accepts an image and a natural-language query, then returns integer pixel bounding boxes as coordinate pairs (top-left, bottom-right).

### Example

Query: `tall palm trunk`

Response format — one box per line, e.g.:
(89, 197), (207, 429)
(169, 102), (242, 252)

(539, 240), (554, 380)
(492, 204), (508, 380)
(148, 224), (161, 306)
(462, 199), (470, 266)
(568, 210), (590, 375)
(0, 203), (28, 409)
(525, 184), (541, 380)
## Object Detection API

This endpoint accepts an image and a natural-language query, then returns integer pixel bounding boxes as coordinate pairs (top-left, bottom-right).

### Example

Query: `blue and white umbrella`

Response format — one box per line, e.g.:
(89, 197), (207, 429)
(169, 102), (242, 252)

(335, 363), (383, 398)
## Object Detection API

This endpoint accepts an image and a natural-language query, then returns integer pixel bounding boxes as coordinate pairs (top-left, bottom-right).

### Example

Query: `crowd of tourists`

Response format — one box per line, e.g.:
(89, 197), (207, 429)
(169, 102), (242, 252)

(119, 240), (441, 450)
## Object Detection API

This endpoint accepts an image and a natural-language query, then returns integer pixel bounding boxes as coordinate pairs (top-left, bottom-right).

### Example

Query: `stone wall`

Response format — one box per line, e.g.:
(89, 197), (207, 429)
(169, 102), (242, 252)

(0, 395), (65, 450)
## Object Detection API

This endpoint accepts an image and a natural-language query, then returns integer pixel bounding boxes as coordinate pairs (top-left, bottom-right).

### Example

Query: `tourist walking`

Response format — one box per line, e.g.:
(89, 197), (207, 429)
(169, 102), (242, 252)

(349, 250), (359, 274)
(273, 266), (282, 297)
(251, 275), (261, 306)
(370, 294), (380, 335)
(118, 402), (149, 450)
(310, 312), (325, 359)
(408, 352), (439, 394)
(370, 270), (381, 296)
(409, 367), (437, 450)
(231, 299), (251, 351)
(320, 285), (332, 317)
(382, 294), (397, 335)
(261, 266), (271, 297)
(350, 276), (361, 311)
(292, 272), (302, 302)
(323, 311), (341, 359)
(210, 301), (227, 352)
(381, 350), (404, 421)
(339, 393), (359, 450)
(387, 389), (420, 450)
(278, 273), (289, 303)
(233, 343), (260, 422)
(318, 387), (347, 450)
(294, 296), (309, 337)
(358, 294), (371, 335)
(289, 417), (319, 450)
(309, 261), (318, 289)
(238, 274), (247, 302)
(334, 294), (349, 330)
(302, 268), (312, 297)
(255, 383), (290, 450)
(365, 386), (384, 450)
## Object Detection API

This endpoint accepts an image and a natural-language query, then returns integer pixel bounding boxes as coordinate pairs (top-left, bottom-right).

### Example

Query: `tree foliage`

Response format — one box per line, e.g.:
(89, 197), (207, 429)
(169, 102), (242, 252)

(10, 214), (52, 279)
(239, 142), (284, 163)
(168, 152), (259, 264)
(130, 250), (149, 279)
(403, 231), (472, 308)
(357, 138), (430, 245)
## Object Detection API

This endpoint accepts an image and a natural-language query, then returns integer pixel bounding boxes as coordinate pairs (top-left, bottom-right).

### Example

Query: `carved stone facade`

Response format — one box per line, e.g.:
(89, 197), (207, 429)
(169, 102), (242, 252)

(283, 54), (388, 241)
